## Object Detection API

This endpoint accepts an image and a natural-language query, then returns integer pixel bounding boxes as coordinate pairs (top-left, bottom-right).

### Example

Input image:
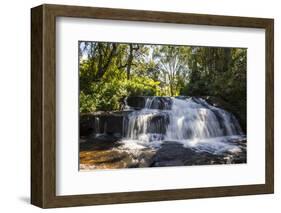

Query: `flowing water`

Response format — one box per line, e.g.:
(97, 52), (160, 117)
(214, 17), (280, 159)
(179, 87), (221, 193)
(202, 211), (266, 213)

(120, 97), (245, 155)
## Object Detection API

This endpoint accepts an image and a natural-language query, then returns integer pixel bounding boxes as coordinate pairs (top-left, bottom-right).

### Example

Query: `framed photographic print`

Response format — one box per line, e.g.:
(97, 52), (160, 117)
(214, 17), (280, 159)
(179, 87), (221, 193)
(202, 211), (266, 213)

(31, 4), (274, 208)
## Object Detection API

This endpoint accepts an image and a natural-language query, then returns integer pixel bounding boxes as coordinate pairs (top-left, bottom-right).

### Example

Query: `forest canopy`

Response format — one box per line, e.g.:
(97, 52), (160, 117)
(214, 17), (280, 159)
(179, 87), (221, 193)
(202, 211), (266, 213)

(79, 41), (246, 119)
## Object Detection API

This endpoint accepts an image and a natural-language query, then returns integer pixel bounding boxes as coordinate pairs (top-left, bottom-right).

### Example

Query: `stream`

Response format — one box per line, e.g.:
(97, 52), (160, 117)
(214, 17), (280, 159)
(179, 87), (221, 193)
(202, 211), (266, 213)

(80, 96), (246, 170)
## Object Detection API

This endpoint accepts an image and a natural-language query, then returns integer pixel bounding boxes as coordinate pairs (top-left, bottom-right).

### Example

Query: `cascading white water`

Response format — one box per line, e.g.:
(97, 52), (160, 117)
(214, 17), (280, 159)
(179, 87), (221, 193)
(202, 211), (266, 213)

(125, 109), (166, 144)
(121, 97), (245, 154)
(165, 98), (243, 140)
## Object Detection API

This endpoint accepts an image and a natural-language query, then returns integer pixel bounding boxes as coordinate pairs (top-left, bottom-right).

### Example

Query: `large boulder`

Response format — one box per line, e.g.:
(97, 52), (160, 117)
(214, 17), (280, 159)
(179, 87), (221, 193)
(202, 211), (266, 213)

(125, 96), (172, 110)
(80, 114), (95, 137)
(80, 112), (129, 138)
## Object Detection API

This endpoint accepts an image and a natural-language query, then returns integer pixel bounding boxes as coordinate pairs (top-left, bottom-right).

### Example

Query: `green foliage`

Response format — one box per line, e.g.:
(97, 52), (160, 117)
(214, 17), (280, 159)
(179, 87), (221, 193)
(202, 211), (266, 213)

(125, 76), (160, 96)
(79, 76), (161, 113)
(79, 41), (247, 127)
(79, 91), (97, 113)
(80, 80), (126, 113)
(180, 47), (247, 130)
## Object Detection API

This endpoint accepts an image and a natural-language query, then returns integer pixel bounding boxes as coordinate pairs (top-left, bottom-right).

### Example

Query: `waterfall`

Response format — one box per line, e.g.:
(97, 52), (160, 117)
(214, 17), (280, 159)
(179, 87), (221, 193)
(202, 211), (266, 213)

(165, 98), (243, 140)
(121, 97), (245, 153)
(94, 117), (100, 136)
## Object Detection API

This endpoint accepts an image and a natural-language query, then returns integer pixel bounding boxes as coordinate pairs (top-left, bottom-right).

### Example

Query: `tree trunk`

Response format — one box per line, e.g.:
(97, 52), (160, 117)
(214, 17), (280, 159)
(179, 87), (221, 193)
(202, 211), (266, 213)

(96, 43), (117, 79)
(223, 48), (231, 72)
(127, 44), (134, 80)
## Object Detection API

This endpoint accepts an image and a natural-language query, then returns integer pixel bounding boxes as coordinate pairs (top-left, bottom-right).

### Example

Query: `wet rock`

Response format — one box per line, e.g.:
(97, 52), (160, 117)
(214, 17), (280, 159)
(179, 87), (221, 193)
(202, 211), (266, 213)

(153, 160), (185, 167)
(149, 97), (172, 110)
(125, 96), (172, 110)
(80, 136), (121, 151)
(126, 149), (156, 168)
(80, 95), (247, 169)
(97, 113), (124, 135)
(80, 114), (95, 136)
(147, 114), (169, 134)
(80, 112), (126, 139)
(126, 96), (146, 109)
(80, 135), (157, 169)
(80, 149), (136, 170)
(151, 142), (195, 166)
(150, 141), (247, 167)
(80, 138), (247, 170)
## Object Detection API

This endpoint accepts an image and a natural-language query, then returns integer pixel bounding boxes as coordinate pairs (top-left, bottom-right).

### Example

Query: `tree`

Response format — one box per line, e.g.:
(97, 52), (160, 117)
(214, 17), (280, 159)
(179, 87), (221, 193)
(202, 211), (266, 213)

(79, 40), (246, 125)
(153, 45), (190, 96)
(79, 42), (118, 80)
(126, 44), (140, 79)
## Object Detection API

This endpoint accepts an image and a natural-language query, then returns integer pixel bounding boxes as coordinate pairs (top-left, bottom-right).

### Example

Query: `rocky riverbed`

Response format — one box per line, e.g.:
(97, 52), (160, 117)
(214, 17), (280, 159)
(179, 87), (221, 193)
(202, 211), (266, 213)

(79, 96), (247, 170)
(80, 135), (246, 170)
